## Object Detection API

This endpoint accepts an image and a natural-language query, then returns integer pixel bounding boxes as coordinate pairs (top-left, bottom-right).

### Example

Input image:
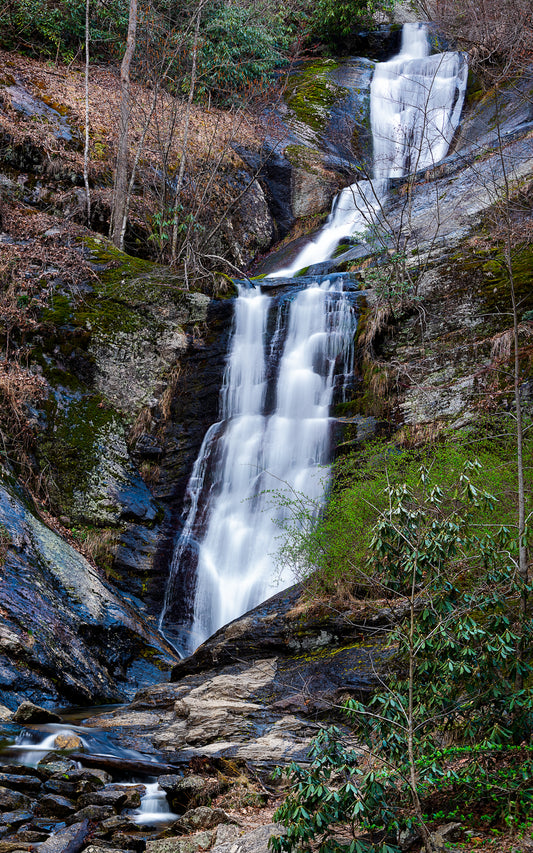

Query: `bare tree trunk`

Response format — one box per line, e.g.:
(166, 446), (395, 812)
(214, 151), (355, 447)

(83, 0), (91, 225)
(493, 96), (529, 690)
(170, 0), (203, 265)
(407, 558), (436, 853)
(110, 0), (138, 249)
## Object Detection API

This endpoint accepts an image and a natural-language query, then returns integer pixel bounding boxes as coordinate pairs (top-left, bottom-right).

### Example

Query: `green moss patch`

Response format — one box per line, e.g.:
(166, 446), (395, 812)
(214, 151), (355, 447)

(39, 394), (121, 516)
(284, 59), (347, 133)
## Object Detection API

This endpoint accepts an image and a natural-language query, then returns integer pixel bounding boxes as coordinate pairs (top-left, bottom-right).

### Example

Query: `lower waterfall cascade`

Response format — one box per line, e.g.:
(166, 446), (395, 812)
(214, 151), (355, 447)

(159, 22), (468, 656)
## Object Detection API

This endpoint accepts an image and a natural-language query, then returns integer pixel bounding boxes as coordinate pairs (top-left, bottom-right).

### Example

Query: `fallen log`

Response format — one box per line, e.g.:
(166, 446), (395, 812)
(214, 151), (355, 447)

(69, 752), (182, 777)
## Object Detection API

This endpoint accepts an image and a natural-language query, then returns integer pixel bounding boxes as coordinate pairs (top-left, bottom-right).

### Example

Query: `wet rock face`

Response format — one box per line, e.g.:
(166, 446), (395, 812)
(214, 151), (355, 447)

(17, 236), (235, 631)
(0, 476), (178, 710)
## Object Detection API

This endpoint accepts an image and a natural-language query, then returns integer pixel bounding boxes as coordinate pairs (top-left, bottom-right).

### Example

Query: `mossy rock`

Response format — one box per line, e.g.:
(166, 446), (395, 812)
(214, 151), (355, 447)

(284, 59), (347, 134)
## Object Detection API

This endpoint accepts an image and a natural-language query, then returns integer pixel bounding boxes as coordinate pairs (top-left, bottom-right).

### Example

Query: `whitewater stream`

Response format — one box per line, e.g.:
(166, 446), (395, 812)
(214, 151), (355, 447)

(2, 721), (177, 826)
(159, 23), (467, 656)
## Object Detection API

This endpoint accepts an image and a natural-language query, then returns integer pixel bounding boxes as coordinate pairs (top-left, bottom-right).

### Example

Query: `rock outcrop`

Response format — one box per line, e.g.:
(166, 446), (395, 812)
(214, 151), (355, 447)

(78, 584), (388, 769)
(0, 471), (178, 710)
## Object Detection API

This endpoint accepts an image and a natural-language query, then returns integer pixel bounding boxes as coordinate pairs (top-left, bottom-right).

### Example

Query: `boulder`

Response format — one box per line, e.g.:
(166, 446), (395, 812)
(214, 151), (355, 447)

(0, 789), (32, 811)
(0, 774), (41, 794)
(157, 776), (214, 811)
(0, 809), (34, 827)
(38, 820), (90, 853)
(211, 824), (285, 853)
(69, 806), (115, 824)
(175, 808), (236, 834)
(37, 758), (78, 777)
(290, 165), (338, 219)
(77, 790), (127, 810)
(54, 735), (83, 751)
(146, 832), (216, 853)
(12, 702), (61, 724)
(101, 785), (142, 810)
(37, 794), (77, 818)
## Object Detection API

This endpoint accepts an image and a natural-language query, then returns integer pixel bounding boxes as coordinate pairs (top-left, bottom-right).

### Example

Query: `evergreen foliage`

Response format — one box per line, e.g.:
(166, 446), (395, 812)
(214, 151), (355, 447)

(0, 0), (391, 96)
(272, 458), (533, 851)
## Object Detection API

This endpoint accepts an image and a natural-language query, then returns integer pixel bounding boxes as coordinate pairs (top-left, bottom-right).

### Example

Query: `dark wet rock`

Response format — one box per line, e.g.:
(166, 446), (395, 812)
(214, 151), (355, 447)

(0, 775), (41, 795)
(0, 766), (47, 780)
(29, 817), (67, 833)
(0, 476), (178, 711)
(37, 795), (77, 818)
(101, 786), (142, 810)
(77, 791), (127, 811)
(69, 806), (115, 824)
(38, 820), (90, 853)
(108, 832), (145, 851)
(0, 789), (33, 811)
(12, 702), (61, 724)
(44, 773), (102, 798)
(37, 759), (79, 778)
(16, 830), (50, 842)
(0, 810), (34, 828)
(95, 815), (138, 834)
(157, 776), (217, 811)
(44, 780), (79, 798)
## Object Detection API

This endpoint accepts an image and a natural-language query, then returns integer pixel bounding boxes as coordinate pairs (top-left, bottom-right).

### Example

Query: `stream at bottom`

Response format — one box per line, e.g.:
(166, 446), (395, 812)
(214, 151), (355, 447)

(0, 710), (181, 838)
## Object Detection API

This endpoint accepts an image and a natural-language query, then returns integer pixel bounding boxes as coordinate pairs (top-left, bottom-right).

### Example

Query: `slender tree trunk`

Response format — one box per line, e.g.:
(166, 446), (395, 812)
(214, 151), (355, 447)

(407, 558), (435, 853)
(493, 95), (529, 689)
(508, 236), (529, 690)
(83, 0), (91, 225)
(170, 1), (203, 265)
(110, 0), (138, 249)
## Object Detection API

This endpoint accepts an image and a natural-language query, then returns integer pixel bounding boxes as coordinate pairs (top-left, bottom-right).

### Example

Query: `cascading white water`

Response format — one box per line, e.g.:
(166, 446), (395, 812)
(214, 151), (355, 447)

(160, 280), (355, 654)
(269, 22), (467, 278)
(133, 782), (178, 825)
(159, 23), (467, 655)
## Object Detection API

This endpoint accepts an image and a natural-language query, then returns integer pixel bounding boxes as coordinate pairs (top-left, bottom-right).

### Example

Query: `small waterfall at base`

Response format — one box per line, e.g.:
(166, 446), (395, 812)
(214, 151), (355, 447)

(159, 22), (467, 656)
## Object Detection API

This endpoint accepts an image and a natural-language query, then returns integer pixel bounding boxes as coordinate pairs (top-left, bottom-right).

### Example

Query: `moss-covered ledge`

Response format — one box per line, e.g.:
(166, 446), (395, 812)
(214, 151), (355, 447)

(26, 238), (235, 615)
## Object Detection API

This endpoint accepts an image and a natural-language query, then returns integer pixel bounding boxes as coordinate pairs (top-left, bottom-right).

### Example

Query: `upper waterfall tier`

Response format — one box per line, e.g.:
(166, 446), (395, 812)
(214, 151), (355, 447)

(268, 22), (467, 278)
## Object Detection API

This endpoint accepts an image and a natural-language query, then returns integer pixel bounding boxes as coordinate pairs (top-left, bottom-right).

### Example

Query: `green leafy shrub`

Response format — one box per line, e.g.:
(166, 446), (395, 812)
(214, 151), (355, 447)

(309, 0), (394, 44)
(194, 4), (289, 102)
(272, 463), (533, 852)
(1, 0), (129, 59)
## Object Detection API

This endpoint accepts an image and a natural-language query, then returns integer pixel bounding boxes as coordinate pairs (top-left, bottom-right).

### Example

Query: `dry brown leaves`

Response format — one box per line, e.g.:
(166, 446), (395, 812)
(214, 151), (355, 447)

(0, 47), (263, 189)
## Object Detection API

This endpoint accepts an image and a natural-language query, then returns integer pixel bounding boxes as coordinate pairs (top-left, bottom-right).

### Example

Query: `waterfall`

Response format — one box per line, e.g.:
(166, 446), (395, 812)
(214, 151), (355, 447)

(269, 22), (467, 278)
(160, 281), (355, 655)
(159, 23), (467, 656)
